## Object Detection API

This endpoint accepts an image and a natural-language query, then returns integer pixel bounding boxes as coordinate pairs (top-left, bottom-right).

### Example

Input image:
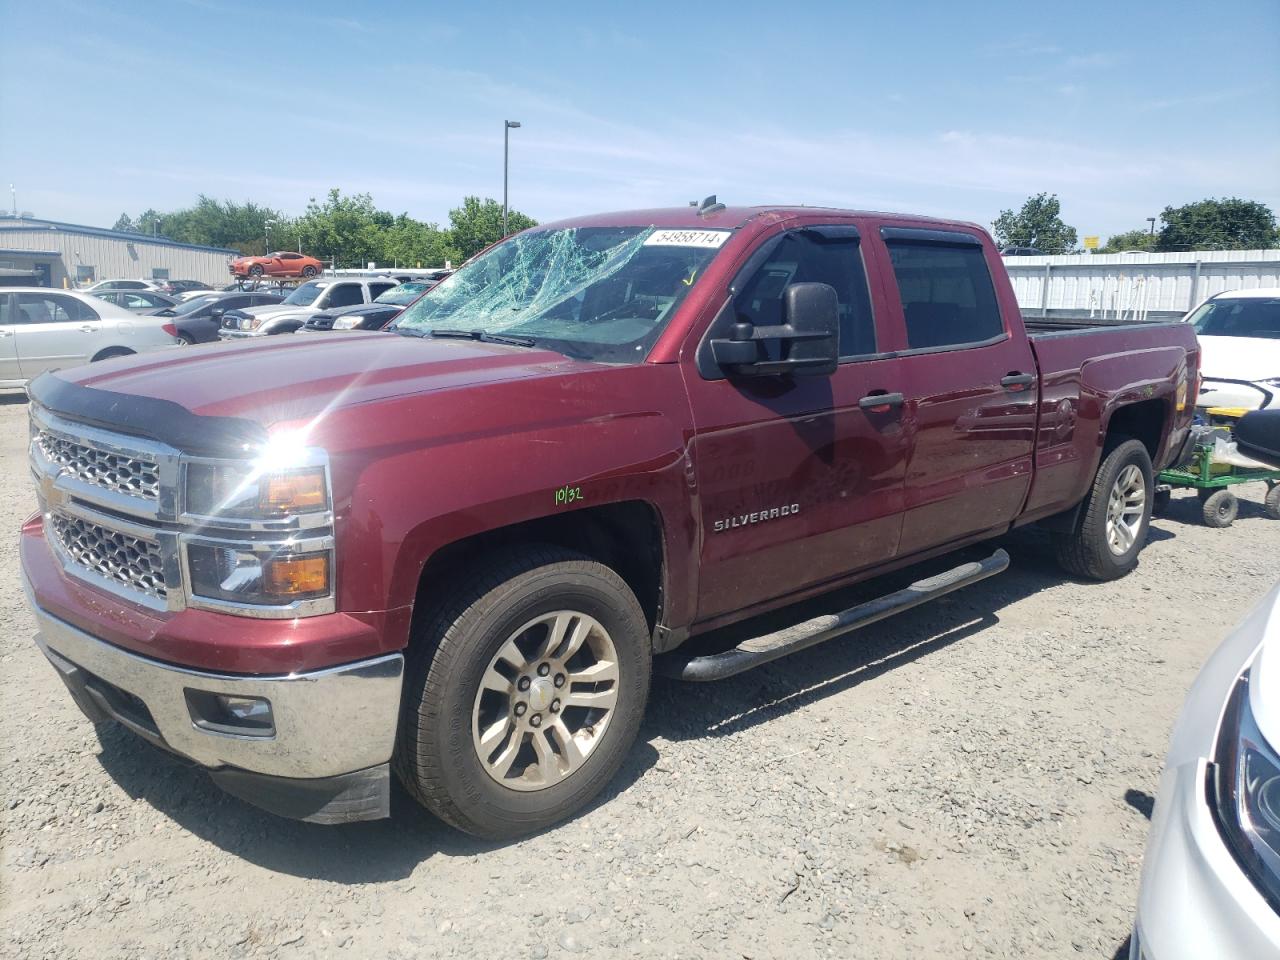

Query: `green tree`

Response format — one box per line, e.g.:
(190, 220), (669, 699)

(1098, 229), (1157, 254)
(1156, 198), (1278, 251)
(992, 193), (1078, 254)
(448, 196), (537, 261)
(111, 213), (136, 233)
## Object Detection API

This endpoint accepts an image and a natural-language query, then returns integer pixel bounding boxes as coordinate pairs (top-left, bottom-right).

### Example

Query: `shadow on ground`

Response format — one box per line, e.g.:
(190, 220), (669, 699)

(93, 526), (1169, 881)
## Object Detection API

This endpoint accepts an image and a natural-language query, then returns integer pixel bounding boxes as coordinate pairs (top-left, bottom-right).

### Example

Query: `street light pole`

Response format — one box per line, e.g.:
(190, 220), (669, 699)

(1147, 217), (1157, 236)
(265, 219), (277, 254)
(503, 120), (521, 237)
(8, 184), (14, 217)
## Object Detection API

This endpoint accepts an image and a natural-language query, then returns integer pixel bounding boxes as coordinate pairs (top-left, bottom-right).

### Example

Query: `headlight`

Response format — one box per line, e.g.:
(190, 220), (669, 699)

(184, 454), (329, 521)
(186, 543), (331, 605)
(1212, 668), (1280, 910)
(180, 439), (334, 613)
(238, 315), (256, 330)
(333, 316), (361, 330)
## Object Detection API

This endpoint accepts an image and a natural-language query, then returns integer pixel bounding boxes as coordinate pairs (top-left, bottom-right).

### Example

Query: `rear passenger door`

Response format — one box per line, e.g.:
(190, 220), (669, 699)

(0, 295), (22, 381)
(14, 292), (104, 377)
(876, 227), (1038, 554)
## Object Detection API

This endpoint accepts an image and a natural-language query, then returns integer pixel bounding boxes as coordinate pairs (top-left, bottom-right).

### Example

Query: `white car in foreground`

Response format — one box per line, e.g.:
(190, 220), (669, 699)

(0, 288), (180, 387)
(1187, 288), (1280, 410)
(1132, 581), (1280, 958)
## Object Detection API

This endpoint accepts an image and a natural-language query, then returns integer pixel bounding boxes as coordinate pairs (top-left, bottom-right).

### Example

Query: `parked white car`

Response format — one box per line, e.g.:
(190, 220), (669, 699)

(217, 276), (398, 339)
(78, 278), (166, 294)
(1131, 581), (1280, 959)
(0, 288), (180, 386)
(1187, 288), (1280, 410)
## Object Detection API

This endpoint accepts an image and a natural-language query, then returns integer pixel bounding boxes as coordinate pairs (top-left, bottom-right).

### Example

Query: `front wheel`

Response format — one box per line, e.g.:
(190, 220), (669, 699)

(248, 264), (264, 278)
(1201, 489), (1238, 527)
(301, 265), (318, 278)
(394, 546), (651, 839)
(1265, 483), (1280, 521)
(1054, 438), (1154, 581)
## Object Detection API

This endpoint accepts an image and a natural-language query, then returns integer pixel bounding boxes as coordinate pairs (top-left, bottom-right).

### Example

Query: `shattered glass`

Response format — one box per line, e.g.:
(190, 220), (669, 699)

(394, 226), (727, 363)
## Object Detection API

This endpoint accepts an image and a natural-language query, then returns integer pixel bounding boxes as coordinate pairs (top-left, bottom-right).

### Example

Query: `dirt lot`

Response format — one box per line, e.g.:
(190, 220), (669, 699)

(2, 392), (1277, 960)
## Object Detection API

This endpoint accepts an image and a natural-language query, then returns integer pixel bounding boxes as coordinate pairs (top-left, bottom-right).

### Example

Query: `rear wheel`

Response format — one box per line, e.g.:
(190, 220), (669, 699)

(302, 265), (318, 278)
(176, 332), (195, 346)
(394, 546), (650, 839)
(1054, 438), (1153, 581)
(91, 347), (135, 362)
(1266, 484), (1280, 521)
(1202, 489), (1238, 528)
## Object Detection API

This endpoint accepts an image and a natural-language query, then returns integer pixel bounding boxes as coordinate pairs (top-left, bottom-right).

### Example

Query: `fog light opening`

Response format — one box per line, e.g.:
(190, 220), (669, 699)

(185, 690), (275, 738)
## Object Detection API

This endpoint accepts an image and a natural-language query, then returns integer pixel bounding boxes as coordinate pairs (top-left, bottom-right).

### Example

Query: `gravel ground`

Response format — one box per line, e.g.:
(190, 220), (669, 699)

(2, 391), (1278, 960)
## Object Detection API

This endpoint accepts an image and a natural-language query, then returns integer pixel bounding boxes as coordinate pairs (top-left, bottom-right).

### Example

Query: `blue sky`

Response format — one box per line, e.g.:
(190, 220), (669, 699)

(2, 0), (1278, 239)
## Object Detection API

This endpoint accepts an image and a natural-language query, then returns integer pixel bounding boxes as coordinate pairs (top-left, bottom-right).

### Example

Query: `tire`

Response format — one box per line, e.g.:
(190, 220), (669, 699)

(394, 546), (651, 839)
(1202, 489), (1238, 528)
(91, 347), (135, 362)
(248, 264), (264, 277)
(1266, 484), (1280, 521)
(1152, 488), (1172, 516)
(176, 332), (195, 346)
(1054, 438), (1154, 581)
(302, 265), (318, 278)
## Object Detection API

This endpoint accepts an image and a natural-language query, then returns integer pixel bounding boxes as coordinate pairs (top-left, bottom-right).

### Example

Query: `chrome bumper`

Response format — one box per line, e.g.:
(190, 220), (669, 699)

(28, 594), (403, 781)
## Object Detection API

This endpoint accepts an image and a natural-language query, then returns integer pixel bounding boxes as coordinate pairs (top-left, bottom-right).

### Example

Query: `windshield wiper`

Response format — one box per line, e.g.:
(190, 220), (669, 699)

(429, 328), (538, 348)
(389, 325), (428, 338)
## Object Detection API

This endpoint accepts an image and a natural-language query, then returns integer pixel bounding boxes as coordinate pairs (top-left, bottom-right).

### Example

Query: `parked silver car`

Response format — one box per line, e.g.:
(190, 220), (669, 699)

(0, 288), (180, 386)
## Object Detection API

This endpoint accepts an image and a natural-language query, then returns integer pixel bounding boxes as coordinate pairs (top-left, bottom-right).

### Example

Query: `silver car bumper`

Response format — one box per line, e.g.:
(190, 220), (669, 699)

(29, 593), (404, 822)
(1132, 758), (1280, 958)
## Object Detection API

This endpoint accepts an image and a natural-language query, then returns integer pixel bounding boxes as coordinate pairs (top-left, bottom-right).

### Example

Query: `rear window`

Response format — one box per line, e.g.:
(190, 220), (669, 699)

(1190, 298), (1280, 340)
(886, 241), (1003, 349)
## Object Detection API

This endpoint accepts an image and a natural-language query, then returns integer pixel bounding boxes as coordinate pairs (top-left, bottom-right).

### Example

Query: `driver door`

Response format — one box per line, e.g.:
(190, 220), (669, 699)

(14, 292), (103, 377)
(681, 224), (910, 623)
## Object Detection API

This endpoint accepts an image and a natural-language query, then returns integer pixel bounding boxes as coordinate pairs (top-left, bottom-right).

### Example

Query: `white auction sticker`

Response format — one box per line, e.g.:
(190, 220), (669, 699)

(643, 229), (731, 249)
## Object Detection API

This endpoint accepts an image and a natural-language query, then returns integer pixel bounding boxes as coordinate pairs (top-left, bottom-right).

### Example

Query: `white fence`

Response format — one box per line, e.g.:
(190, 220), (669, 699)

(1004, 249), (1280, 321)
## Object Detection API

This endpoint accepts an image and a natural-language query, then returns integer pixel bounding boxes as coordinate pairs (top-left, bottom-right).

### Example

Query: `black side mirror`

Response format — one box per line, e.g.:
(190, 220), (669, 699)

(710, 282), (839, 377)
(210, 308), (225, 321)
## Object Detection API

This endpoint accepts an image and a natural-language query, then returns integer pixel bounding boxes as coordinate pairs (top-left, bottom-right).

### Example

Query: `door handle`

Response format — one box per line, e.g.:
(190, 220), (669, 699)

(1000, 372), (1036, 391)
(79, 325), (95, 333)
(859, 391), (905, 413)
(0, 329), (12, 338)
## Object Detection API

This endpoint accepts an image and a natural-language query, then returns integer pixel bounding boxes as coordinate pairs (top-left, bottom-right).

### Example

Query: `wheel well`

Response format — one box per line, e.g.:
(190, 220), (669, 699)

(1105, 398), (1167, 461)
(415, 501), (666, 632)
(91, 346), (135, 362)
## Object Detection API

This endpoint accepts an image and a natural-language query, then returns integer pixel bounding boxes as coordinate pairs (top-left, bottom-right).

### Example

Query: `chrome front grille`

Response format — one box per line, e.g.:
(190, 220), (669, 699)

(49, 512), (167, 601)
(35, 429), (160, 501)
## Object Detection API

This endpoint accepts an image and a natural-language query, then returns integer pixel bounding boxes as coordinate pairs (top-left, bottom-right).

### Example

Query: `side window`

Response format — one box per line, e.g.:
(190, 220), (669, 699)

(886, 241), (1003, 350)
(326, 284), (364, 308)
(734, 230), (877, 358)
(0, 296), (10, 325)
(17, 294), (96, 323)
(369, 282), (396, 299)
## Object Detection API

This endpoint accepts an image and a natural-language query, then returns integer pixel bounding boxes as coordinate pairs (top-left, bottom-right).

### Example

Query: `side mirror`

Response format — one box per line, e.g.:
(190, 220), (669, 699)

(210, 308), (225, 321)
(710, 282), (839, 377)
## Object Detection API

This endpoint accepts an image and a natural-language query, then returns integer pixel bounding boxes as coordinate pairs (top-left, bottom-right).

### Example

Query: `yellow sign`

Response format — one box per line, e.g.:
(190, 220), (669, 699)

(1083, 235), (1100, 250)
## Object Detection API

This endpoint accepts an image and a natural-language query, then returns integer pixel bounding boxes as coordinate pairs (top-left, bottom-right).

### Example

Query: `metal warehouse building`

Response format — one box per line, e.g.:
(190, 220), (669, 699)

(0, 216), (237, 288)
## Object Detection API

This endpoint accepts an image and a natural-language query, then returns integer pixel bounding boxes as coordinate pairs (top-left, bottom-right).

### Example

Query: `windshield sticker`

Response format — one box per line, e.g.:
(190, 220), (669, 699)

(643, 229), (731, 249)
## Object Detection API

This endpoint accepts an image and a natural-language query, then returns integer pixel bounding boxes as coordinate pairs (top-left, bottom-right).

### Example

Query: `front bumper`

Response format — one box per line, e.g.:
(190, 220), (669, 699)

(217, 327), (265, 340)
(29, 592), (404, 823)
(1132, 758), (1280, 959)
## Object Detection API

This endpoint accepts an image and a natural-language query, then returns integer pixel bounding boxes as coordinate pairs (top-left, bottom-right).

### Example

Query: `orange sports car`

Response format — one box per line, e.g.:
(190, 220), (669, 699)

(230, 251), (324, 279)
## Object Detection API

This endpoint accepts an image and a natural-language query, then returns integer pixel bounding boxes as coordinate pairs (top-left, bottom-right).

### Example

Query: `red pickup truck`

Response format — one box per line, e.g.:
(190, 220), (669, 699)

(21, 204), (1200, 839)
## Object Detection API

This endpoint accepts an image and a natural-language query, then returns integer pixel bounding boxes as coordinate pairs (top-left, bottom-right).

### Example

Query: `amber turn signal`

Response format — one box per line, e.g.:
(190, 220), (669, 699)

(261, 470), (327, 514)
(264, 554), (330, 596)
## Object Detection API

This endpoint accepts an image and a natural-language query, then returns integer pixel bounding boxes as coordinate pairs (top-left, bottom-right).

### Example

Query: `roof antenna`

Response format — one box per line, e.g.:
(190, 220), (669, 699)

(697, 194), (726, 217)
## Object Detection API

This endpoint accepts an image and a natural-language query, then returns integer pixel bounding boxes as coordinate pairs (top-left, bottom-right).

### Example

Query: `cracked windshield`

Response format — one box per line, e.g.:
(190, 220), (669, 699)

(393, 226), (730, 362)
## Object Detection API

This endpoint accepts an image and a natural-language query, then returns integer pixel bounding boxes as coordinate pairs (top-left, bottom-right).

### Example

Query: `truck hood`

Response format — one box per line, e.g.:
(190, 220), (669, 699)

(53, 333), (596, 437)
(237, 303), (316, 320)
(1197, 335), (1280, 382)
